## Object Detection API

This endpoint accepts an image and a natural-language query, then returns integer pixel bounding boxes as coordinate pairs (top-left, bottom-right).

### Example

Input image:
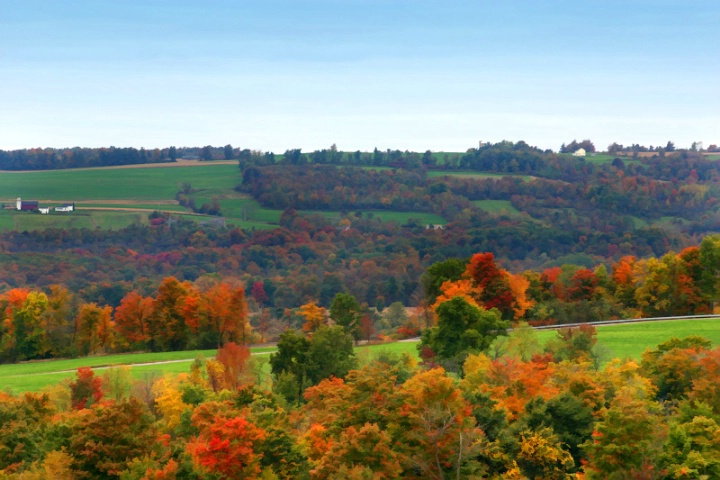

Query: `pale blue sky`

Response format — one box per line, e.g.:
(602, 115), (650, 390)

(1, 1), (718, 152)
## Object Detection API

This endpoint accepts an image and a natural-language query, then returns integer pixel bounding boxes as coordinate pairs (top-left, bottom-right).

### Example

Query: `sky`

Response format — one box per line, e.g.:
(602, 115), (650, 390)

(1, 0), (718, 153)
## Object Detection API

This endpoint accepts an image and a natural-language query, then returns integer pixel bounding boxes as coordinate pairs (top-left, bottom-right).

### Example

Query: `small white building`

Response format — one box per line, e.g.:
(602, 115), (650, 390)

(573, 148), (587, 157)
(55, 203), (75, 212)
(38, 207), (50, 214)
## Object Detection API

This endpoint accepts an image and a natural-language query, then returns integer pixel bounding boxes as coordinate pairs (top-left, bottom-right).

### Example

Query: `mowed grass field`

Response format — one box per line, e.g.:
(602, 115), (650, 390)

(3, 319), (720, 393)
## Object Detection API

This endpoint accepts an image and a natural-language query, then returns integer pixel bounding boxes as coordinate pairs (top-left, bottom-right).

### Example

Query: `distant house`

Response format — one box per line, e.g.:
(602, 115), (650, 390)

(573, 148), (587, 157)
(54, 203), (75, 213)
(16, 198), (39, 211)
(426, 224), (444, 230)
(38, 207), (50, 214)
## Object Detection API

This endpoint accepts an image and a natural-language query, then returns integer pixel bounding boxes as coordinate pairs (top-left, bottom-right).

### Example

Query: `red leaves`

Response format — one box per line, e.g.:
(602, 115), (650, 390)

(188, 416), (266, 478)
(70, 367), (103, 410)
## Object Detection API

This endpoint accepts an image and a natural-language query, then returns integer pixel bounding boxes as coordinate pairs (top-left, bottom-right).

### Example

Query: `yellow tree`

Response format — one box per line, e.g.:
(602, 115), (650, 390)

(152, 376), (188, 429)
(300, 301), (326, 333)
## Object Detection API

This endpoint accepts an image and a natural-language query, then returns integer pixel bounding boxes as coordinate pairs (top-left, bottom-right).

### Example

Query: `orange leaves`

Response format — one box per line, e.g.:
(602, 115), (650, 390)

(199, 282), (249, 344)
(612, 256), (638, 286)
(113, 278), (249, 352)
(431, 279), (478, 311)
(462, 354), (559, 421)
(114, 291), (153, 346)
(215, 342), (252, 391)
(508, 272), (534, 318)
(310, 423), (403, 479)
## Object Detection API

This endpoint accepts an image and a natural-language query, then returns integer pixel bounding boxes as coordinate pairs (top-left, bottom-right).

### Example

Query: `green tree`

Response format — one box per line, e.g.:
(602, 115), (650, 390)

(421, 257), (467, 303)
(420, 296), (509, 370)
(660, 415), (720, 479)
(223, 144), (233, 160)
(305, 325), (357, 385)
(582, 390), (666, 479)
(329, 292), (362, 341)
(269, 326), (356, 403)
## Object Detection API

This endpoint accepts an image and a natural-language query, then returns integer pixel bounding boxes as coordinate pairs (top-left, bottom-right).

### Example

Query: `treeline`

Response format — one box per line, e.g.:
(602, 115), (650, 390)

(0, 145), (238, 170)
(238, 140), (718, 183)
(0, 147), (175, 170)
(422, 235), (720, 330)
(0, 278), (250, 363)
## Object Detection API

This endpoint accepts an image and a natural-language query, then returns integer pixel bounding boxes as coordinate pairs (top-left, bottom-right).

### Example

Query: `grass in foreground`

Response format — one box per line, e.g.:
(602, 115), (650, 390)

(3, 319), (720, 393)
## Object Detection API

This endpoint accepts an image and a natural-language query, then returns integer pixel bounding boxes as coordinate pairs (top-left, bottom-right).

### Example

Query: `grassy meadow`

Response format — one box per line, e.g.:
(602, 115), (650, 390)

(3, 319), (720, 393)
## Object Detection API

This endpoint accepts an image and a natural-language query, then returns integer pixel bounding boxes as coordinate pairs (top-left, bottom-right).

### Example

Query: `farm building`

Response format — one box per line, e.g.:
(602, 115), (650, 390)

(16, 198), (39, 211)
(38, 207), (50, 214)
(55, 203), (75, 212)
(573, 148), (587, 157)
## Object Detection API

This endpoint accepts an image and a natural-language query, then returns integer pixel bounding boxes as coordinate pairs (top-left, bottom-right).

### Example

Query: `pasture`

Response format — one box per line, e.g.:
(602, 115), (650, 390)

(3, 319), (720, 393)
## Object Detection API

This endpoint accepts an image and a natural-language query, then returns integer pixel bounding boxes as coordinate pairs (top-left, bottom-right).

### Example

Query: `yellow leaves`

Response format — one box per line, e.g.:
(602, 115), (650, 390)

(152, 376), (188, 429)
(461, 352), (493, 390)
(602, 358), (657, 401)
(517, 427), (575, 478)
(300, 301), (326, 333)
(11, 450), (76, 480)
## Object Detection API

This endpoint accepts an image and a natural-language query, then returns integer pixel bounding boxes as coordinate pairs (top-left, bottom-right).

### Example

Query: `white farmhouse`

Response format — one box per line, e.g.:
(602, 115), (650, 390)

(55, 203), (75, 212)
(38, 207), (50, 214)
(573, 148), (587, 157)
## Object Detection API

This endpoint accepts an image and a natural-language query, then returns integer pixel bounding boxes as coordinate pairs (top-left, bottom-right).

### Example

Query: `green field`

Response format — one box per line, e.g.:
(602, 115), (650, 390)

(560, 153), (638, 164)
(472, 200), (521, 216)
(0, 164), (240, 201)
(82, 203), (188, 212)
(4, 319), (720, 393)
(300, 210), (446, 225)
